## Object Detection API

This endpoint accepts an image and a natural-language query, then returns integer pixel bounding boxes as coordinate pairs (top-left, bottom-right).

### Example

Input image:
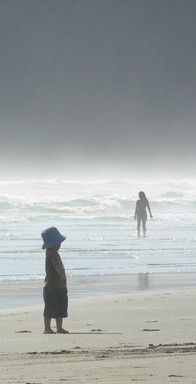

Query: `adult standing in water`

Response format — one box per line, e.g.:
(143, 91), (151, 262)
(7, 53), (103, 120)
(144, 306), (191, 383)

(134, 191), (153, 237)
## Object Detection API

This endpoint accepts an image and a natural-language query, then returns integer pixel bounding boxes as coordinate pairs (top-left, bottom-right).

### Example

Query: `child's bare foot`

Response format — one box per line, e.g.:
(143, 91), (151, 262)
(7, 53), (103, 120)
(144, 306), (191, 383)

(57, 328), (69, 334)
(44, 329), (56, 334)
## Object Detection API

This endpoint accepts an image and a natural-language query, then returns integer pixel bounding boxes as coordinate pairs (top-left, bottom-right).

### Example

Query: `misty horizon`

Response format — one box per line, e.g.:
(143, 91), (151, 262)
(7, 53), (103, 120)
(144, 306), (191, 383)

(0, 0), (195, 182)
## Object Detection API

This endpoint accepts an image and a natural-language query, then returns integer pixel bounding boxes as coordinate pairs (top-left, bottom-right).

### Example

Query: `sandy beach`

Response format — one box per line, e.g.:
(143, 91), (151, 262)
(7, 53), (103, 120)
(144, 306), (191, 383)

(0, 274), (196, 383)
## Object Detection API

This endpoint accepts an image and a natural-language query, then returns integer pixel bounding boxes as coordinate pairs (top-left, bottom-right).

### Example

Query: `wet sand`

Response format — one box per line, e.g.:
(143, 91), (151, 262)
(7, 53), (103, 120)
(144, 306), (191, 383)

(1, 272), (196, 308)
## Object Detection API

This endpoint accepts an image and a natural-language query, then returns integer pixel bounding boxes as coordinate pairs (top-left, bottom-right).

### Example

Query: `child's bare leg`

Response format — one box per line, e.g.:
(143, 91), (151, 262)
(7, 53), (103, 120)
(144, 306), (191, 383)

(56, 317), (69, 333)
(44, 316), (55, 334)
(56, 317), (62, 332)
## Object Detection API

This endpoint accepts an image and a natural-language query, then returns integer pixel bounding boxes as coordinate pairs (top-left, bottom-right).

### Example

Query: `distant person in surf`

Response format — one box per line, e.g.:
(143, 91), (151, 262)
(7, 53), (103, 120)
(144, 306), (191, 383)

(134, 191), (153, 237)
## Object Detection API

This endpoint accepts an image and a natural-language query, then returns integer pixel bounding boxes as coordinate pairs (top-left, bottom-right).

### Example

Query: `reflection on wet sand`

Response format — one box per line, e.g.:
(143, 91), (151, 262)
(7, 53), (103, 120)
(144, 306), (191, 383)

(138, 273), (149, 290)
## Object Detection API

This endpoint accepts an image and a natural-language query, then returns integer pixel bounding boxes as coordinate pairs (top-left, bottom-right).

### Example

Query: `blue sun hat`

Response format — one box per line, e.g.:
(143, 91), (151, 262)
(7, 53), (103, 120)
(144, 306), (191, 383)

(41, 227), (66, 249)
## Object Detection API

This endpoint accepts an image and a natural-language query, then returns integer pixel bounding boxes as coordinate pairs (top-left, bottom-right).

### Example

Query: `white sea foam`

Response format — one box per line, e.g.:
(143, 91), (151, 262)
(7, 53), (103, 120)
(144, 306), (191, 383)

(0, 179), (195, 280)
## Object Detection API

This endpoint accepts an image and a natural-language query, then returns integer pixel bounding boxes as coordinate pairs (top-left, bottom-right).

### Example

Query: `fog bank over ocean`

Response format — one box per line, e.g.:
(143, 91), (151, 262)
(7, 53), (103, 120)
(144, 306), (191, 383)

(0, 1), (195, 182)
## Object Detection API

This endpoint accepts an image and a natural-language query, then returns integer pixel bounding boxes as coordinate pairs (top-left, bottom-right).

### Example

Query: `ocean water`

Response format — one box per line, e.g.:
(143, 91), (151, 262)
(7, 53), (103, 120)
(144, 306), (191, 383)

(0, 179), (196, 281)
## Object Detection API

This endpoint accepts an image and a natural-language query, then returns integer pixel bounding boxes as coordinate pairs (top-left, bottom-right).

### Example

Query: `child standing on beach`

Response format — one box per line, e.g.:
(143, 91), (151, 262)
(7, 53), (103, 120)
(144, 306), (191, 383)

(41, 226), (68, 334)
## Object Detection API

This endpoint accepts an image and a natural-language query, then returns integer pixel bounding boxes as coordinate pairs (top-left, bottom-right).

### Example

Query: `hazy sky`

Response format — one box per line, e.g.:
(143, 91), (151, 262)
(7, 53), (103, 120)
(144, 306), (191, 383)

(0, 0), (195, 181)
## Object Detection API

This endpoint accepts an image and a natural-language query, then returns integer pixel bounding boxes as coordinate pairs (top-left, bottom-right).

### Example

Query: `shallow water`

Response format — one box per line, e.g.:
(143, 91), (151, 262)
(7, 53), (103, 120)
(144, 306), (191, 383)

(0, 179), (196, 280)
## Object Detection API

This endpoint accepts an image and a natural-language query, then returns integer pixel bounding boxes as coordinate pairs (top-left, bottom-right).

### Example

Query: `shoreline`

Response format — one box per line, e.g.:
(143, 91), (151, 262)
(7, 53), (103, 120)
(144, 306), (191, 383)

(0, 272), (196, 309)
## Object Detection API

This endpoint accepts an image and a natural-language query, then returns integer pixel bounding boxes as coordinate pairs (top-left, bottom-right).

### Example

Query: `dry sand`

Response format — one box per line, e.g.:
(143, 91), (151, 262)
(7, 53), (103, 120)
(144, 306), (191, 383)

(0, 278), (196, 383)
